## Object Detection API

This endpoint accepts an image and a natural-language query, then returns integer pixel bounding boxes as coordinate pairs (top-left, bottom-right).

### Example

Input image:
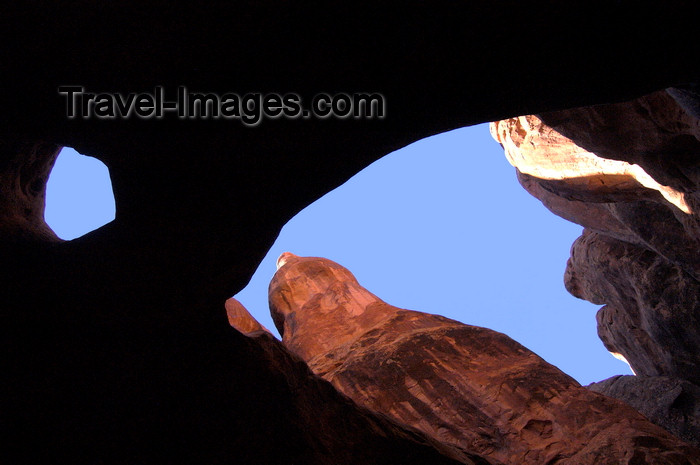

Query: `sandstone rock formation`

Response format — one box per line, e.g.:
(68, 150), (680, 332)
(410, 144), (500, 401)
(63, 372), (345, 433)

(589, 375), (700, 448)
(490, 89), (700, 447)
(220, 299), (487, 465)
(225, 298), (496, 464)
(0, 140), (61, 242)
(3, 3), (700, 463)
(225, 297), (273, 336)
(270, 253), (700, 464)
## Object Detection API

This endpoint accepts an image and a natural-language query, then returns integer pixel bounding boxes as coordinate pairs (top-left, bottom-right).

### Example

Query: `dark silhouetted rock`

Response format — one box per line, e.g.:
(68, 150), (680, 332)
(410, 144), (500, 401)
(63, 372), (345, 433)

(3, 3), (699, 463)
(667, 84), (700, 119)
(0, 139), (60, 242)
(270, 253), (700, 464)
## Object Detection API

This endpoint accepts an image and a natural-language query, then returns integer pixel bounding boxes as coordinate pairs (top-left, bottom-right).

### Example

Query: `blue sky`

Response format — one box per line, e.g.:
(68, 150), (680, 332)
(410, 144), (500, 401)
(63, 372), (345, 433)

(45, 123), (632, 385)
(45, 148), (116, 239)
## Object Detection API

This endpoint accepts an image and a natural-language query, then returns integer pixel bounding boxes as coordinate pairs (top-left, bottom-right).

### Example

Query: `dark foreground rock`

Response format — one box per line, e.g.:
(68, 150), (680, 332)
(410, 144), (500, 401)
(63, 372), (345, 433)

(3, 3), (699, 463)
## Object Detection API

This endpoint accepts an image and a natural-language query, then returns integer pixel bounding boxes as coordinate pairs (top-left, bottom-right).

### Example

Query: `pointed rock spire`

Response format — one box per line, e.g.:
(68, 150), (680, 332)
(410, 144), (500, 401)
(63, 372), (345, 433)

(270, 255), (700, 464)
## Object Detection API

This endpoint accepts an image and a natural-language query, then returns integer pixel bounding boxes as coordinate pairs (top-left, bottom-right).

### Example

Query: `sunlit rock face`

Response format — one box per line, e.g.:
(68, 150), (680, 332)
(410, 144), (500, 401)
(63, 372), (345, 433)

(270, 254), (700, 464)
(219, 297), (482, 465)
(225, 297), (272, 336)
(490, 113), (691, 213)
(538, 90), (700, 287)
(490, 91), (700, 380)
(490, 89), (700, 446)
(270, 253), (390, 362)
(539, 90), (700, 200)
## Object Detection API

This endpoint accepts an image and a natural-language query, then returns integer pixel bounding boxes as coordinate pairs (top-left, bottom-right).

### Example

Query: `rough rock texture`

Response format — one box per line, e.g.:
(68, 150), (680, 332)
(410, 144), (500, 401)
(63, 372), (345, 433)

(539, 91), (700, 202)
(567, 230), (700, 384)
(270, 253), (700, 464)
(589, 375), (700, 448)
(538, 91), (700, 287)
(229, 296), (492, 464)
(0, 140), (61, 242)
(3, 3), (699, 463)
(490, 90), (700, 446)
(225, 297), (272, 336)
(490, 93), (700, 383)
(223, 297), (497, 465)
(220, 302), (486, 465)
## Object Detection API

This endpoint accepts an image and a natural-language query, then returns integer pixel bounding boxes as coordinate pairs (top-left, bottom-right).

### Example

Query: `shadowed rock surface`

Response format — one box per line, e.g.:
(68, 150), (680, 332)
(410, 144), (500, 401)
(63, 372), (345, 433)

(224, 297), (497, 465)
(0, 140), (61, 242)
(491, 89), (700, 447)
(568, 230), (700, 383)
(2, 2), (700, 463)
(270, 253), (700, 464)
(589, 375), (700, 448)
(220, 300), (492, 465)
(491, 98), (700, 382)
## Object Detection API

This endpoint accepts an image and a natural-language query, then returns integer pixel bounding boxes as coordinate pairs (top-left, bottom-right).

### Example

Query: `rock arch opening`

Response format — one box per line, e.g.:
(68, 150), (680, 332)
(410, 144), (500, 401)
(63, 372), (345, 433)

(234, 123), (632, 385)
(44, 147), (115, 240)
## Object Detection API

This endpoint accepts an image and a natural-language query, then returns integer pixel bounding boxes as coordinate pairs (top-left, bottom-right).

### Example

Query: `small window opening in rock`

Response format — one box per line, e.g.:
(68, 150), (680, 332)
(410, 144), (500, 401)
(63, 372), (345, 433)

(44, 147), (116, 240)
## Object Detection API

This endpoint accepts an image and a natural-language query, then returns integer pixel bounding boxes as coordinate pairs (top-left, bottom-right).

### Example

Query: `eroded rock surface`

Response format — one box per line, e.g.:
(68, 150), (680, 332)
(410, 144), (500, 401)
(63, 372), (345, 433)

(490, 93), (700, 380)
(0, 140), (60, 242)
(223, 306), (484, 465)
(490, 90), (700, 446)
(4, 4), (700, 462)
(567, 230), (700, 384)
(270, 253), (700, 464)
(589, 375), (700, 448)
(225, 297), (272, 336)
